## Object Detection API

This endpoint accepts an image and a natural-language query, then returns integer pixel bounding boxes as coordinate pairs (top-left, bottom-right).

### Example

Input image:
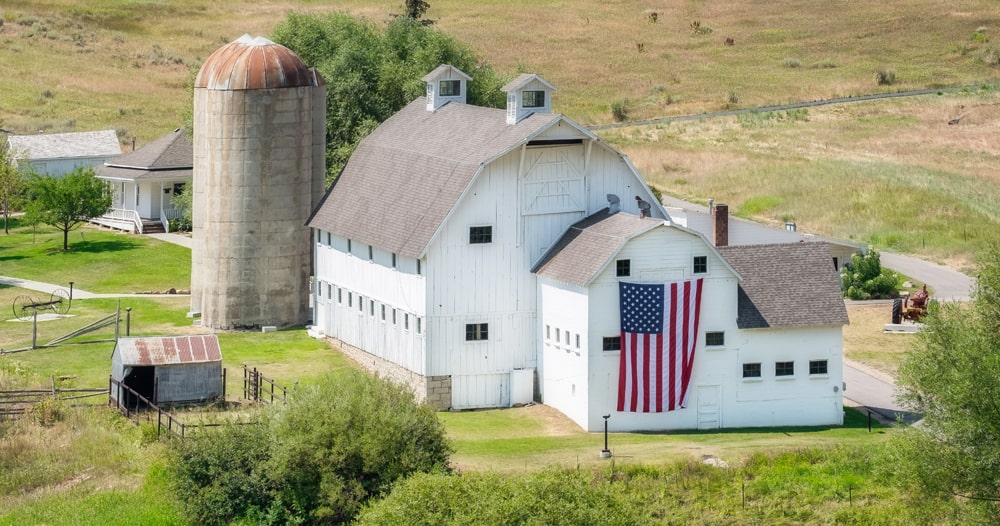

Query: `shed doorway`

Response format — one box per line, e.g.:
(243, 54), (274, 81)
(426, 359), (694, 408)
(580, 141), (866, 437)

(124, 366), (155, 403)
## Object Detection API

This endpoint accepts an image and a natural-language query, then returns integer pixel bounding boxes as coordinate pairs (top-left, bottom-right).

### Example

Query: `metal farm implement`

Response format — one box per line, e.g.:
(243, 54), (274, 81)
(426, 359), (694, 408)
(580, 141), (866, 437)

(12, 288), (72, 321)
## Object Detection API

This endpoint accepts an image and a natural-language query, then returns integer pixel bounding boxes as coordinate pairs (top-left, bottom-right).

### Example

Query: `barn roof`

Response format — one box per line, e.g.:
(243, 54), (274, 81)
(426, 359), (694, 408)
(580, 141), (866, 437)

(115, 335), (222, 366)
(98, 128), (192, 182)
(532, 210), (664, 287)
(717, 243), (849, 329)
(7, 130), (121, 161)
(308, 98), (568, 258)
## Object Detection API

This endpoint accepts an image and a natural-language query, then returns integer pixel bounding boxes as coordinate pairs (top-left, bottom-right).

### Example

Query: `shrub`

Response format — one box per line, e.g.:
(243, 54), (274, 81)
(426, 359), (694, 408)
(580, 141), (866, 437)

(610, 99), (629, 122)
(874, 68), (896, 86)
(782, 57), (801, 68)
(811, 59), (837, 68)
(840, 248), (899, 300)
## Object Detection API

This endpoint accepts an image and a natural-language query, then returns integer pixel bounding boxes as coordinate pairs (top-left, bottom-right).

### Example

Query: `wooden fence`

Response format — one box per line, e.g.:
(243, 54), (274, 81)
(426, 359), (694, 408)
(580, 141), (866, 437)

(108, 376), (188, 439)
(242, 365), (290, 403)
(0, 375), (106, 421)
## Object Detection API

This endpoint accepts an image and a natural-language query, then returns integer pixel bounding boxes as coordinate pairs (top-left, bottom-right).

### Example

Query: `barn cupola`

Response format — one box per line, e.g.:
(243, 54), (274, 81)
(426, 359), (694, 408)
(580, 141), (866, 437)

(422, 64), (472, 111)
(502, 73), (557, 124)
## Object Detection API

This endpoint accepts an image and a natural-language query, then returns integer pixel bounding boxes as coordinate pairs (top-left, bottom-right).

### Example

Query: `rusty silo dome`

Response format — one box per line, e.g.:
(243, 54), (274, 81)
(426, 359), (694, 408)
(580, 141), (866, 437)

(195, 34), (324, 90)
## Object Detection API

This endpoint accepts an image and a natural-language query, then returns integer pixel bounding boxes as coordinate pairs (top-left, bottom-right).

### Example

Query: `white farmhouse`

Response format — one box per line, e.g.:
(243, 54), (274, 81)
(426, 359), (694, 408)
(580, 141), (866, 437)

(6, 129), (122, 177)
(308, 66), (848, 431)
(95, 128), (191, 234)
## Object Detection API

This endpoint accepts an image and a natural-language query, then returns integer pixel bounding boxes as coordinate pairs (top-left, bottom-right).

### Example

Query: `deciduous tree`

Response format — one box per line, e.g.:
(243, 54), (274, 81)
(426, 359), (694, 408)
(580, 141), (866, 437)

(26, 167), (112, 250)
(889, 246), (1000, 519)
(0, 143), (28, 234)
(272, 12), (507, 184)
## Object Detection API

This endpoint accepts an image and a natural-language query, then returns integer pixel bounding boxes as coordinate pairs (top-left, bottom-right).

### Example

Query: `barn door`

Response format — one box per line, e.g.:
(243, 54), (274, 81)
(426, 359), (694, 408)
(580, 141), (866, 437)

(520, 146), (586, 216)
(696, 385), (721, 429)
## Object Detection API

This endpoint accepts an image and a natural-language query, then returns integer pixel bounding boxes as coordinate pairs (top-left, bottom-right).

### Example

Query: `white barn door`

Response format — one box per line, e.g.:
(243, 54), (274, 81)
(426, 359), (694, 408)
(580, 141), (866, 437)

(696, 385), (721, 429)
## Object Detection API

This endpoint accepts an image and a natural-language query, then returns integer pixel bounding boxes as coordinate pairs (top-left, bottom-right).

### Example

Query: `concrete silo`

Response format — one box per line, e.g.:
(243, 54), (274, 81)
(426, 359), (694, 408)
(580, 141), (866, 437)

(191, 35), (326, 329)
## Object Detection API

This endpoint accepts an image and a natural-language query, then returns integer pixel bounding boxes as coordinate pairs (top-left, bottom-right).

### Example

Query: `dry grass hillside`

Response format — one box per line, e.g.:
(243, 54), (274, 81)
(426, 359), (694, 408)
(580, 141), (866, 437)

(1, 0), (997, 263)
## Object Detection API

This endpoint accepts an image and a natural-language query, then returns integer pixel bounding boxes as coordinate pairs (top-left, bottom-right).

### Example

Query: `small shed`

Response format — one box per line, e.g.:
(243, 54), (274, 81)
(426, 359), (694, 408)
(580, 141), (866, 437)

(111, 334), (223, 405)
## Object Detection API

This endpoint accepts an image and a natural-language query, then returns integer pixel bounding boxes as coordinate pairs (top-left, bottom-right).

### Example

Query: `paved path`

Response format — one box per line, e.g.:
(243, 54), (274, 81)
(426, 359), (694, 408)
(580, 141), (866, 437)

(0, 276), (184, 299)
(146, 232), (192, 249)
(843, 358), (921, 425)
(879, 252), (973, 302)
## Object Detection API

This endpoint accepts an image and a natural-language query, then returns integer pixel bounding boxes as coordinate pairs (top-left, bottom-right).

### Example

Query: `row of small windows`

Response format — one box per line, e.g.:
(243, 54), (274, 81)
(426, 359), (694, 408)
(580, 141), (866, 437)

(545, 325), (581, 349)
(316, 231), (421, 275)
(742, 360), (828, 379)
(615, 255), (709, 277)
(601, 331), (724, 351)
(320, 283), (422, 334)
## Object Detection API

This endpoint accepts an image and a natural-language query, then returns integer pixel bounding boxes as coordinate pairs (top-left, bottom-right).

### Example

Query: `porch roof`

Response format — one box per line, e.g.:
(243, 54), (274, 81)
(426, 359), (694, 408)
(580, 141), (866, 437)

(97, 128), (192, 182)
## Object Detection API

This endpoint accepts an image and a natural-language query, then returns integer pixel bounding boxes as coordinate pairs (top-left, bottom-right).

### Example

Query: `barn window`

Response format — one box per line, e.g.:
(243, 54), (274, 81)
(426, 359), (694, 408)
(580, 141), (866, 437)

(440, 80), (460, 96)
(546, 325), (550, 340)
(347, 292), (352, 307)
(742, 363), (762, 379)
(358, 296), (364, 312)
(392, 308), (397, 324)
(392, 253), (397, 268)
(469, 225), (493, 244)
(564, 330), (570, 345)
(602, 336), (620, 351)
(575, 334), (580, 349)
(523, 90), (545, 108)
(693, 256), (708, 274)
(326, 232), (331, 245)
(381, 304), (386, 321)
(616, 259), (630, 277)
(775, 361), (795, 377)
(326, 284), (332, 300)
(465, 323), (489, 341)
(555, 328), (561, 342)
(404, 313), (410, 331)
(369, 299), (375, 316)
(417, 317), (423, 334)
(705, 331), (725, 347)
(338, 288), (342, 304)
(417, 259), (422, 275)
(368, 245), (373, 261)
(809, 359), (828, 375)
(347, 238), (352, 254)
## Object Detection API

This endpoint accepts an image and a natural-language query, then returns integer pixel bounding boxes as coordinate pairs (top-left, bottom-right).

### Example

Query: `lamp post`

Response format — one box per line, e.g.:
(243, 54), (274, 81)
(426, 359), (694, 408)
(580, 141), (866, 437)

(600, 414), (612, 458)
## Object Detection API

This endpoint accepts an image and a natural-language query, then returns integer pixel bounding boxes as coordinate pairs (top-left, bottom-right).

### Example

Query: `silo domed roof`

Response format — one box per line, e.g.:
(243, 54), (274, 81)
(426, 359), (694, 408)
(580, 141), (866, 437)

(195, 34), (324, 90)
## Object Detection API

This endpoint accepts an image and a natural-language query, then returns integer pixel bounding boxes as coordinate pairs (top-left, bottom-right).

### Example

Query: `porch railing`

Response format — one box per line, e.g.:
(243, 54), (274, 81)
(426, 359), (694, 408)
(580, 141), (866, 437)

(101, 208), (144, 233)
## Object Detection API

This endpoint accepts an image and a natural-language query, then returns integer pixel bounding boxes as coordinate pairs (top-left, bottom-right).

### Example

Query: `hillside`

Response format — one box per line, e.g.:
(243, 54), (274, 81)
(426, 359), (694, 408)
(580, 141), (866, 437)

(1, 0), (997, 263)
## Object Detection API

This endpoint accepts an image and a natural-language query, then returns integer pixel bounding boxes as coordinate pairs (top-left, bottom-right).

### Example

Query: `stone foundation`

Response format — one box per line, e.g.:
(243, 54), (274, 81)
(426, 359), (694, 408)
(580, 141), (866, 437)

(327, 337), (451, 410)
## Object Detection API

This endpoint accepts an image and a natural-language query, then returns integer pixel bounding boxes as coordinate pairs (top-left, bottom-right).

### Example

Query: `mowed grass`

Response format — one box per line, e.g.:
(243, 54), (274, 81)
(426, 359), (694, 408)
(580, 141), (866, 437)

(0, 219), (190, 293)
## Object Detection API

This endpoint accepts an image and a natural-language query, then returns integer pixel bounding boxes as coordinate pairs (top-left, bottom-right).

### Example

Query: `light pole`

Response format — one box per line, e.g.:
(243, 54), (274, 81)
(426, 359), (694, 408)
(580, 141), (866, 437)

(600, 414), (612, 458)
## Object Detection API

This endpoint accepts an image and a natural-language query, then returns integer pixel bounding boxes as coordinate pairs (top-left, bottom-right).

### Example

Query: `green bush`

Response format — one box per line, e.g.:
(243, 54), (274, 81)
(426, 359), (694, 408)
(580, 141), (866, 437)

(610, 99), (629, 122)
(169, 371), (451, 525)
(874, 68), (896, 86)
(840, 248), (899, 299)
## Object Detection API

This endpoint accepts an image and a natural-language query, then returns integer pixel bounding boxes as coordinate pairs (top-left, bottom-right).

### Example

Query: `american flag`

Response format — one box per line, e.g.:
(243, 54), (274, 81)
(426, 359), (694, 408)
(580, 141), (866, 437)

(617, 279), (704, 412)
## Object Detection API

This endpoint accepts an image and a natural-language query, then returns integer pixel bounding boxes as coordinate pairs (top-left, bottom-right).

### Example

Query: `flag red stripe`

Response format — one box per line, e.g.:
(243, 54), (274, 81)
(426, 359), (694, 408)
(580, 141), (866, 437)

(655, 332), (663, 412)
(667, 282), (678, 411)
(629, 332), (639, 411)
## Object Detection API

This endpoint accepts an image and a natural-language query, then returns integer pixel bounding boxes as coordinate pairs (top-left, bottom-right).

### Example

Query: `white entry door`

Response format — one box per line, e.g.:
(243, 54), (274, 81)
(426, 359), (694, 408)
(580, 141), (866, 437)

(697, 385), (721, 429)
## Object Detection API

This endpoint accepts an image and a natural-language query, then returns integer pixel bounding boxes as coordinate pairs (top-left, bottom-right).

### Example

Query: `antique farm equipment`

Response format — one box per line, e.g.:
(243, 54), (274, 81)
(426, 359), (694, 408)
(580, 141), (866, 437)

(891, 285), (929, 324)
(12, 289), (72, 321)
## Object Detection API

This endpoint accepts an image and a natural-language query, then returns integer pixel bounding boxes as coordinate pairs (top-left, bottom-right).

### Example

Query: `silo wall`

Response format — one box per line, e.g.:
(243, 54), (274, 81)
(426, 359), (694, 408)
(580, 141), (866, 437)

(192, 84), (326, 329)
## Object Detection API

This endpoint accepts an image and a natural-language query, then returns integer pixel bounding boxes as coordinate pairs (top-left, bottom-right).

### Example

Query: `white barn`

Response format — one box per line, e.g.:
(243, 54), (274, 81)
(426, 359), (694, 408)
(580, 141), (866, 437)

(308, 66), (848, 431)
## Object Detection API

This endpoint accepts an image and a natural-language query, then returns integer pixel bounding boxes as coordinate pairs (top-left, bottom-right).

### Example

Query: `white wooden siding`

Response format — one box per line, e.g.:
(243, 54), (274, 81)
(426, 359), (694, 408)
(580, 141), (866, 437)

(538, 279), (591, 427)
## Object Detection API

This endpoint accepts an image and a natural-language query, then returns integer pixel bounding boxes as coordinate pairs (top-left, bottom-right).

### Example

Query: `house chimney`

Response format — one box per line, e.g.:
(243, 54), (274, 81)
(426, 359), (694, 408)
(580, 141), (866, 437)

(712, 203), (729, 247)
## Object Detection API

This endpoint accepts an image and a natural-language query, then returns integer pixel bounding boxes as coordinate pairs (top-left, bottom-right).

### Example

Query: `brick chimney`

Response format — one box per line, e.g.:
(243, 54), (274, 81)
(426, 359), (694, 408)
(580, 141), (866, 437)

(713, 203), (729, 247)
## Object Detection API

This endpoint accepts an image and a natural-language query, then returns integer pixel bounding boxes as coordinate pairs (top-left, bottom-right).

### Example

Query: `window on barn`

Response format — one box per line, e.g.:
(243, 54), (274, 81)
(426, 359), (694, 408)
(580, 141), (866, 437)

(616, 259), (630, 277)
(392, 308), (397, 324)
(546, 325), (550, 340)
(440, 80), (461, 96)
(358, 296), (364, 313)
(347, 292), (352, 308)
(705, 331), (725, 347)
(775, 361), (795, 377)
(465, 323), (489, 341)
(693, 256), (708, 274)
(404, 313), (410, 331)
(523, 90), (545, 108)
(555, 328), (561, 342)
(809, 360), (828, 375)
(469, 226), (493, 244)
(368, 245), (373, 261)
(369, 299), (374, 316)
(338, 288), (342, 304)
(742, 363), (762, 379)
(602, 336), (621, 352)
(347, 238), (352, 254)
(392, 253), (397, 268)
(417, 317), (423, 334)
(575, 334), (580, 349)
(417, 259), (422, 275)
(381, 304), (386, 321)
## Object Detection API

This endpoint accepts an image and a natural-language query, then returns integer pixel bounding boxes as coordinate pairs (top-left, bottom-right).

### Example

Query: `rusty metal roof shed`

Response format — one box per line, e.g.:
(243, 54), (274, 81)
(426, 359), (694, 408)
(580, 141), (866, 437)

(195, 34), (324, 91)
(115, 335), (222, 366)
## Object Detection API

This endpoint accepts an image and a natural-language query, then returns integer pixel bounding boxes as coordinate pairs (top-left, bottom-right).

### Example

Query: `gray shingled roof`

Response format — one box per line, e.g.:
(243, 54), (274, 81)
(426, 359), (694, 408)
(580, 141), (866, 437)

(717, 243), (849, 329)
(532, 210), (666, 287)
(308, 98), (562, 258)
(97, 129), (192, 182)
(7, 130), (121, 160)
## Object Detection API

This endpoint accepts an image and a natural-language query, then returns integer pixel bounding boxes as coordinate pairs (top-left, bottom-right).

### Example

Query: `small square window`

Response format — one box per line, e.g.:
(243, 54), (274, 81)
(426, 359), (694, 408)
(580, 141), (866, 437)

(358, 296), (364, 312)
(326, 284), (332, 299)
(469, 226), (493, 244)
(392, 308), (397, 324)
(602, 336), (621, 351)
(347, 239), (352, 254)
(693, 256), (708, 274)
(705, 331), (725, 346)
(742, 363), (762, 378)
(369, 299), (374, 316)
(776, 361), (795, 377)
(417, 317), (422, 334)
(466, 323), (488, 341)
(616, 259), (630, 277)
(392, 253), (397, 268)
(348, 292), (353, 308)
(809, 360), (828, 375)
(555, 328), (561, 342)
(440, 80), (461, 97)
(523, 90), (545, 108)
(368, 245), (373, 261)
